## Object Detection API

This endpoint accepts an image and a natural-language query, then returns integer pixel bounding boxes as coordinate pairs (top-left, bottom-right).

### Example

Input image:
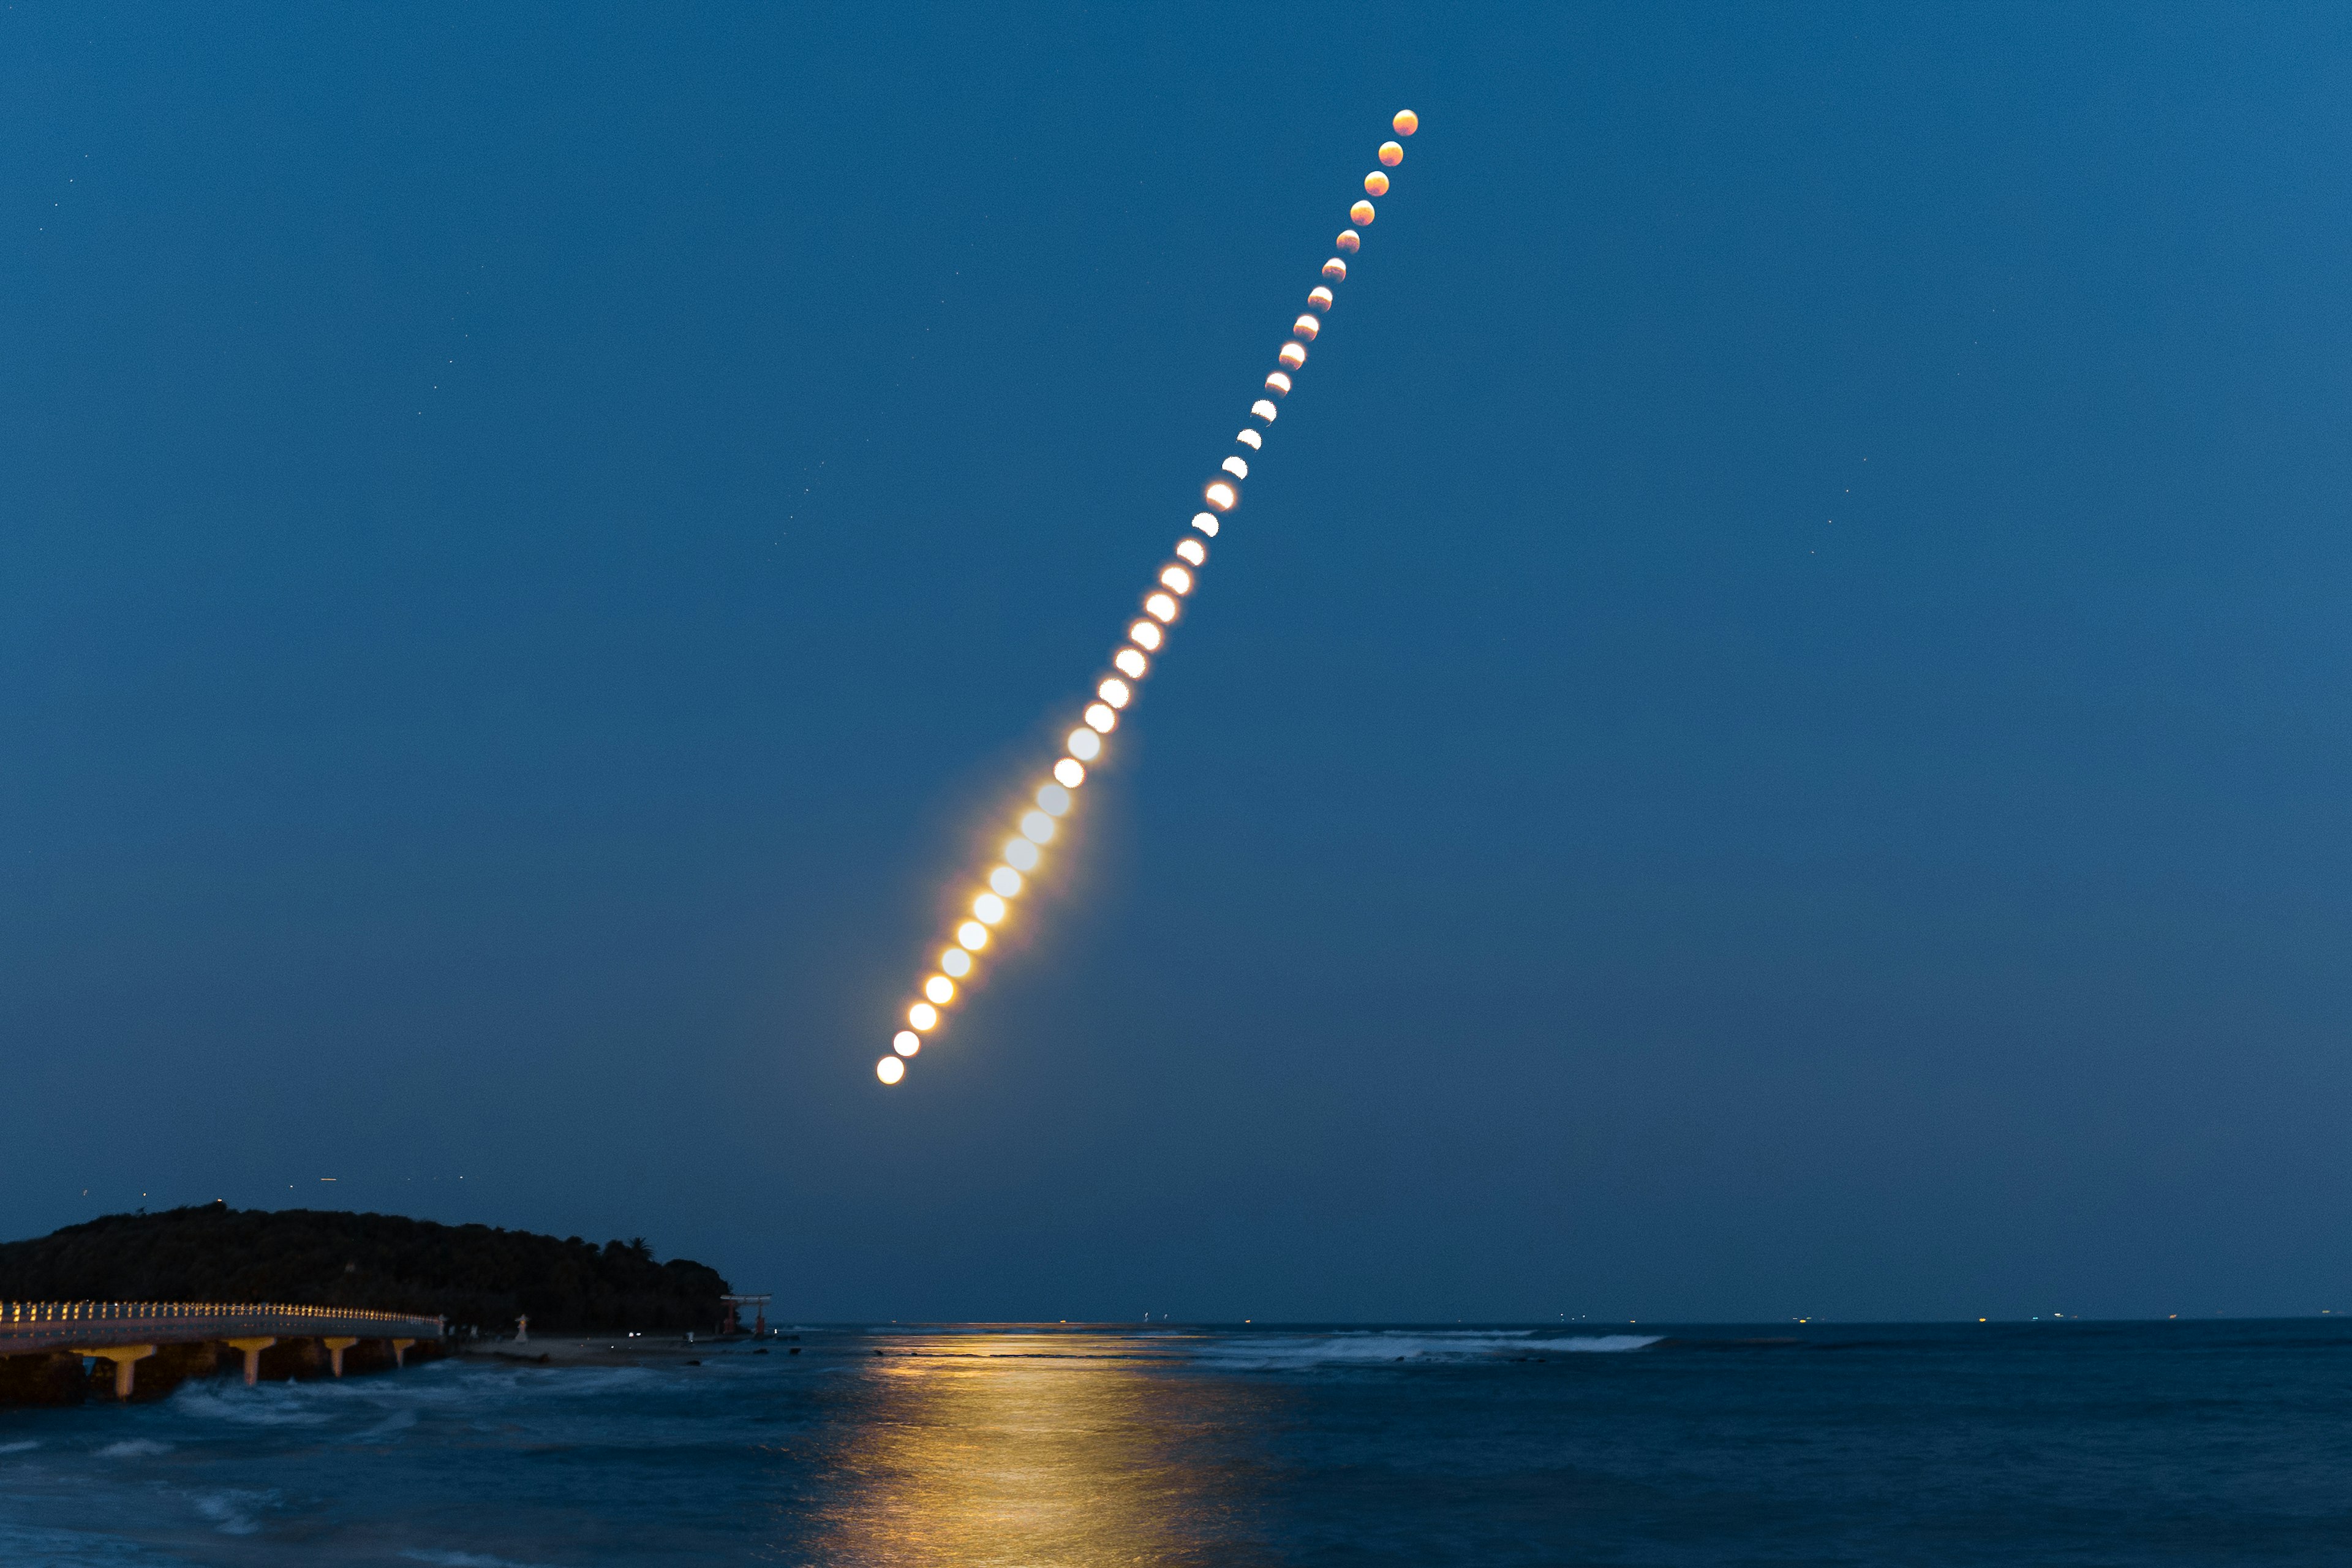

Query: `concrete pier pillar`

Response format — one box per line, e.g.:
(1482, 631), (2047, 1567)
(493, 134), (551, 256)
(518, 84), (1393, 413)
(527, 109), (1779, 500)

(391, 1338), (416, 1368)
(69, 1344), (156, 1400)
(322, 1337), (358, 1377)
(225, 1336), (277, 1387)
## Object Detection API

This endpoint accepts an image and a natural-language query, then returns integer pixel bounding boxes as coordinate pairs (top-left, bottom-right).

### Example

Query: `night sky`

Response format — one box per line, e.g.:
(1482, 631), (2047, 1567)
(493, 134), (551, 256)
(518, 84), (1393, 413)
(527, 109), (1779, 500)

(5, 4), (2348, 1323)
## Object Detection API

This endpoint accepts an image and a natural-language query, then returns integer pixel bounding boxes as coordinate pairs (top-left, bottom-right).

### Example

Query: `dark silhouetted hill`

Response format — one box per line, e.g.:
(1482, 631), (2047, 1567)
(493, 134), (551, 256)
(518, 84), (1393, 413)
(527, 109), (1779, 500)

(0, 1205), (731, 1334)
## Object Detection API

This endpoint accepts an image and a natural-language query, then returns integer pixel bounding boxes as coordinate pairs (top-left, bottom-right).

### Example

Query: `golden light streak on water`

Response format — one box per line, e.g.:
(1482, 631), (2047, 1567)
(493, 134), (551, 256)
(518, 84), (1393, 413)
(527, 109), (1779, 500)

(810, 1332), (1227, 1564)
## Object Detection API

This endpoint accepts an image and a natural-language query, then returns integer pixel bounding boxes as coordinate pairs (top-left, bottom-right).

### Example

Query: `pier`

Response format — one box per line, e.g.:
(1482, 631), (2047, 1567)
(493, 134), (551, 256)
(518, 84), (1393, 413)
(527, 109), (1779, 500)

(0, 1300), (445, 1404)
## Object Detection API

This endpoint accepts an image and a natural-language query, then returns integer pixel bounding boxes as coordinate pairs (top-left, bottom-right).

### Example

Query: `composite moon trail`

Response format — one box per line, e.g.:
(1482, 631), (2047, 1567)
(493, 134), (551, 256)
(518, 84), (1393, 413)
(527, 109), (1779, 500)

(875, 109), (1423, 1087)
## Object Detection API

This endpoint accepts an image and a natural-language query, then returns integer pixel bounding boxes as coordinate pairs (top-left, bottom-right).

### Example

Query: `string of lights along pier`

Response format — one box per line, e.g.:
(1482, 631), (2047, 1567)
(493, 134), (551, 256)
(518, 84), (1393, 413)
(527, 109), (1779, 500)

(876, 109), (1422, 1086)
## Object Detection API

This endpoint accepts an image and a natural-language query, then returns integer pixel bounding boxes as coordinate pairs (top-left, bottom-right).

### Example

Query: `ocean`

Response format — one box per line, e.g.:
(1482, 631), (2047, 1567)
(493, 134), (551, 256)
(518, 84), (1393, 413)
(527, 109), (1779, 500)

(1, 1320), (2346, 1564)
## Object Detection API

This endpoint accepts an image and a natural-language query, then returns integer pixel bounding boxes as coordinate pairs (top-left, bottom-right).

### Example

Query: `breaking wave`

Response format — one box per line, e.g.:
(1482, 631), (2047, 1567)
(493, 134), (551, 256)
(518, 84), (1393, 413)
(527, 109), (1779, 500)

(1189, 1330), (1663, 1368)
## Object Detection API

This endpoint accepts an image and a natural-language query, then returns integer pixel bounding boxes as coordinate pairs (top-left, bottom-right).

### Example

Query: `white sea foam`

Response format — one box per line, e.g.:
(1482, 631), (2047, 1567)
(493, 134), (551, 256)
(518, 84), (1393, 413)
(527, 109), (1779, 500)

(167, 1384), (331, 1427)
(191, 1489), (274, 1536)
(0, 1439), (40, 1453)
(356, 1408), (421, 1442)
(1552, 1335), (1666, 1352)
(1189, 1330), (1663, 1368)
(96, 1439), (172, 1457)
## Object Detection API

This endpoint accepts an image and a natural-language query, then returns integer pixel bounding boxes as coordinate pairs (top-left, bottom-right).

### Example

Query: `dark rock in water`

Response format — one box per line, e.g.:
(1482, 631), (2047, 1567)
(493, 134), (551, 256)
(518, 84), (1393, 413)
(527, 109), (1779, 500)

(0, 1352), (88, 1406)
(685, 1359), (700, 1366)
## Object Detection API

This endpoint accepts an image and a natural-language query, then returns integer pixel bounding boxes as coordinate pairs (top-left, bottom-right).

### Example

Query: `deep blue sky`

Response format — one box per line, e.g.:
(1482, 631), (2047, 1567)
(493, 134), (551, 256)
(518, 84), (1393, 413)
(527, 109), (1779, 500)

(4, 4), (2348, 1322)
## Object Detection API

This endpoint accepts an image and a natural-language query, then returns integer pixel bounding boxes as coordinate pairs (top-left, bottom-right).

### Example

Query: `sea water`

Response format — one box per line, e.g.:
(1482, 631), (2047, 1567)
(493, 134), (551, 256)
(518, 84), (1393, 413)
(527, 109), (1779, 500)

(1, 1320), (2347, 1565)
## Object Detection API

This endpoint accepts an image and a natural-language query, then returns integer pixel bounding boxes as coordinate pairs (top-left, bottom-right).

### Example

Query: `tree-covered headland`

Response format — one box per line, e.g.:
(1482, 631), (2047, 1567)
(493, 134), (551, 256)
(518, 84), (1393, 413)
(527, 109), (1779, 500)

(0, 1205), (732, 1335)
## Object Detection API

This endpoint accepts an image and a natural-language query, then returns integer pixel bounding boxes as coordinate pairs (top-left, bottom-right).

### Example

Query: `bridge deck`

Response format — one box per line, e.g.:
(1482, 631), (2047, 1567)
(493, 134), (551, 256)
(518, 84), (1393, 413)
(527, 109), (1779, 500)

(0, 1301), (443, 1355)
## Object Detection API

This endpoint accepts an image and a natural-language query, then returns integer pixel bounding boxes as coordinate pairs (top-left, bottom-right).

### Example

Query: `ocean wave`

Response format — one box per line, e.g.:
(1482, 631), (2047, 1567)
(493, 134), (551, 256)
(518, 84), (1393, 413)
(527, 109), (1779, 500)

(190, 1488), (274, 1536)
(94, 1439), (172, 1458)
(0, 1522), (172, 1566)
(356, 1408), (421, 1443)
(0, 1439), (40, 1454)
(401, 1550), (575, 1568)
(163, 1360), (655, 1434)
(1550, 1335), (1667, 1352)
(1189, 1330), (1664, 1368)
(167, 1384), (331, 1427)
